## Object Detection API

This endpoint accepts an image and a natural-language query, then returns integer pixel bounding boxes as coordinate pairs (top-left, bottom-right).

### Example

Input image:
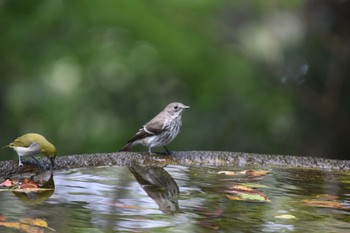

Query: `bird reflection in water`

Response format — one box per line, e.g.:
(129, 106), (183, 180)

(11, 171), (55, 204)
(128, 166), (180, 214)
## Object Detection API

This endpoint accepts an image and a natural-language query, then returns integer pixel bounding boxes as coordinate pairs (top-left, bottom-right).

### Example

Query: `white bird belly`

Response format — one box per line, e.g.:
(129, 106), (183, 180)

(13, 143), (41, 157)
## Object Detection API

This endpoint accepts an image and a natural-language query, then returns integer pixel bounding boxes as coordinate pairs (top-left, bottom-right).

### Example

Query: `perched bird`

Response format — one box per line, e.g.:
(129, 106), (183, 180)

(3, 133), (57, 167)
(120, 102), (190, 154)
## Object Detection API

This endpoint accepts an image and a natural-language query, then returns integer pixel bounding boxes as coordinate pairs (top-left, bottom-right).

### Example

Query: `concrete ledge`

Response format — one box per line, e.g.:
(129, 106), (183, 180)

(0, 151), (349, 176)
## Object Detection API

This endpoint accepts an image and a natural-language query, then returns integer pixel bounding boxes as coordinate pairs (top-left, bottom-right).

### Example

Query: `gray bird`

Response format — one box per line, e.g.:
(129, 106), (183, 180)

(120, 102), (190, 154)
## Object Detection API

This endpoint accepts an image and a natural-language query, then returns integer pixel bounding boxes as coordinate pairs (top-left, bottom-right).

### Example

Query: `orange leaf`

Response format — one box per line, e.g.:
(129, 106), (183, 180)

(315, 194), (339, 201)
(301, 199), (350, 211)
(20, 183), (38, 189)
(0, 215), (7, 221)
(194, 207), (223, 217)
(197, 221), (220, 230)
(0, 179), (12, 187)
(22, 178), (30, 184)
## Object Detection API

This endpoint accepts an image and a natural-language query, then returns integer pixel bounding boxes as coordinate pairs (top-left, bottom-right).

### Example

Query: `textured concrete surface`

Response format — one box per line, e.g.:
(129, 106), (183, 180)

(0, 151), (349, 176)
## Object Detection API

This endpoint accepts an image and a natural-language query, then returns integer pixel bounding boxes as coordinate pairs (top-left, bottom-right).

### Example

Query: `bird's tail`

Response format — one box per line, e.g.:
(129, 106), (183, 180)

(119, 142), (133, 152)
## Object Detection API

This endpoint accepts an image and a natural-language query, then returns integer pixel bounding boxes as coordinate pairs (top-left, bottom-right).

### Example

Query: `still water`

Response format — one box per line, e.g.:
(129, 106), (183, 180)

(0, 165), (349, 232)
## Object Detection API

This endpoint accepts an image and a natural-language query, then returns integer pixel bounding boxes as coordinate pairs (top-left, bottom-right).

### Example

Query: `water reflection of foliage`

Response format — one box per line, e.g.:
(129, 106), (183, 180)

(129, 166), (180, 214)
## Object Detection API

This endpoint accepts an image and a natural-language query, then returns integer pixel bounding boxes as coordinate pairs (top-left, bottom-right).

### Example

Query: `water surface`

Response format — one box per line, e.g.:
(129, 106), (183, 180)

(0, 165), (349, 232)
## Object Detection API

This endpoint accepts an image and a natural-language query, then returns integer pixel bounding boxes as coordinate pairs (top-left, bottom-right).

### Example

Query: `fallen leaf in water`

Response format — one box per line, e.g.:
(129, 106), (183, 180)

(197, 221), (220, 230)
(0, 188), (54, 193)
(20, 179), (38, 189)
(218, 171), (235, 175)
(301, 199), (350, 211)
(228, 185), (257, 192)
(0, 222), (36, 233)
(315, 194), (338, 201)
(20, 218), (49, 227)
(301, 193), (350, 211)
(20, 183), (38, 189)
(0, 177), (54, 193)
(275, 214), (297, 220)
(239, 170), (271, 177)
(0, 215), (6, 221)
(240, 183), (269, 188)
(0, 217), (53, 233)
(11, 179), (20, 185)
(226, 192), (270, 202)
(225, 184), (270, 202)
(0, 179), (12, 187)
(194, 207), (223, 218)
(225, 195), (242, 201)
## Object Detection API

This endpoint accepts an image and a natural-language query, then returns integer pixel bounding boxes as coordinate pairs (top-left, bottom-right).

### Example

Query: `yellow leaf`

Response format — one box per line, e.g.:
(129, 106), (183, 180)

(0, 222), (20, 228)
(275, 214), (297, 220)
(240, 183), (269, 188)
(239, 170), (271, 177)
(218, 171), (235, 175)
(226, 195), (243, 201)
(20, 218), (48, 227)
(0, 221), (44, 233)
(228, 185), (255, 192)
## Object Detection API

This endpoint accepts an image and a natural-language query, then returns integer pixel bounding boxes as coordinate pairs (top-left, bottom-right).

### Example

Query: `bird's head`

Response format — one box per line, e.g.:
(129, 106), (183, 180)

(41, 143), (57, 168)
(165, 102), (190, 116)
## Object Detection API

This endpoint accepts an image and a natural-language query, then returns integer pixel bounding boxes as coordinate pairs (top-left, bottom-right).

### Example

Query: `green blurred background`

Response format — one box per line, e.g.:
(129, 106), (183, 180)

(1, 0), (349, 160)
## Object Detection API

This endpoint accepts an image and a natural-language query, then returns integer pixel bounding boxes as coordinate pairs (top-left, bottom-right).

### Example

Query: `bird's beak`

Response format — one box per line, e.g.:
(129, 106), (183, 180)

(183, 105), (190, 109)
(50, 156), (55, 168)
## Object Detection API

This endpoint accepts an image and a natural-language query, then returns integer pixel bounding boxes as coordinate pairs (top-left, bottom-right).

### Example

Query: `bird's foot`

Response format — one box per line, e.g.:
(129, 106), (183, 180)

(163, 146), (172, 155)
(31, 156), (41, 164)
(147, 147), (172, 156)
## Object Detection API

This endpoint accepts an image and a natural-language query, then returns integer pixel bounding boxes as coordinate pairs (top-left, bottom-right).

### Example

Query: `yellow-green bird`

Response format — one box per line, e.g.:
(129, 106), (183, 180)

(3, 133), (57, 168)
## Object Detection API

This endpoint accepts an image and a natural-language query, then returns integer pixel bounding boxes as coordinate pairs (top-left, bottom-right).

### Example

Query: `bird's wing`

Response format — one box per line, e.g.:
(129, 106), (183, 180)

(126, 125), (162, 143)
(127, 114), (168, 143)
(8, 136), (33, 148)
(126, 128), (151, 143)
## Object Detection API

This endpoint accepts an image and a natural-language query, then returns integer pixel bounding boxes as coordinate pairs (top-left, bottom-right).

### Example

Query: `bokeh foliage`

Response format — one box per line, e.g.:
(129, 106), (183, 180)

(1, 0), (349, 159)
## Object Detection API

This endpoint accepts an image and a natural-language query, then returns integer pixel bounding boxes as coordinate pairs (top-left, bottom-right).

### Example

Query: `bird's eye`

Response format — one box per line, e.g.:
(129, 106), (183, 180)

(174, 105), (178, 110)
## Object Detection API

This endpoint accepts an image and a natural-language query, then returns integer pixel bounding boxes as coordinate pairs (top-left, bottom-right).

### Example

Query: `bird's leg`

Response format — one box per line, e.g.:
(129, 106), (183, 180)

(31, 156), (46, 169)
(18, 156), (23, 167)
(31, 156), (41, 165)
(148, 147), (158, 155)
(49, 156), (55, 169)
(163, 146), (171, 155)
